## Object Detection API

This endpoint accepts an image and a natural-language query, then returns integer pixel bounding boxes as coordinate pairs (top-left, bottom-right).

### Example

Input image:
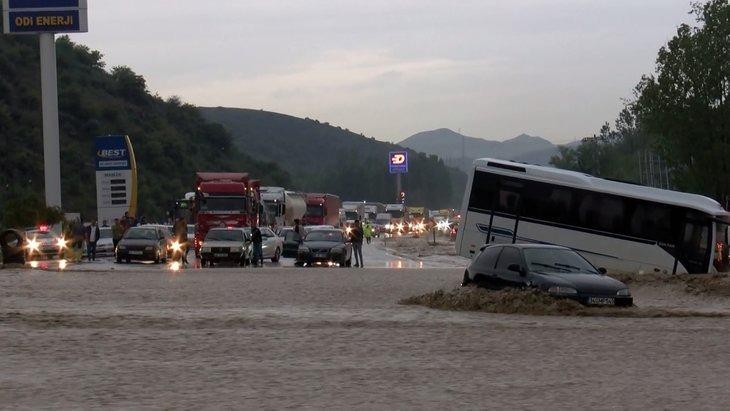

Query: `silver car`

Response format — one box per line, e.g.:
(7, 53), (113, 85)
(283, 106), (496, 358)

(199, 228), (251, 267)
(96, 227), (115, 257)
(243, 227), (284, 262)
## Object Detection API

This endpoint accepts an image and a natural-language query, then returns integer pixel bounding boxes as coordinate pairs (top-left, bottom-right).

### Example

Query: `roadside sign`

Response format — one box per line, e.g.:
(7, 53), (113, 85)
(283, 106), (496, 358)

(389, 151), (409, 174)
(2, 0), (88, 34)
(95, 135), (138, 224)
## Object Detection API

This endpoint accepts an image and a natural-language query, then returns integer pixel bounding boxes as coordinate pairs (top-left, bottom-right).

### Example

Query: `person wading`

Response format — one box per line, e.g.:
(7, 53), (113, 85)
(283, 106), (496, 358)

(251, 224), (264, 267)
(85, 220), (100, 262)
(173, 217), (189, 265)
(351, 219), (364, 268)
(112, 218), (123, 251)
(363, 221), (373, 245)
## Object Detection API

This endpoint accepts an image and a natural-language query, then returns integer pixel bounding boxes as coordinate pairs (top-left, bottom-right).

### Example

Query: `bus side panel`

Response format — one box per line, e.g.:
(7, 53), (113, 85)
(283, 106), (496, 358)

(514, 220), (685, 275)
(456, 167), (476, 257)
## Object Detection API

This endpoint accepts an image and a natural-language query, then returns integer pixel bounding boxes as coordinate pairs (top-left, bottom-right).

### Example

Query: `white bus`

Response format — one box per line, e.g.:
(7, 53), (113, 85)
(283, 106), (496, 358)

(456, 158), (730, 274)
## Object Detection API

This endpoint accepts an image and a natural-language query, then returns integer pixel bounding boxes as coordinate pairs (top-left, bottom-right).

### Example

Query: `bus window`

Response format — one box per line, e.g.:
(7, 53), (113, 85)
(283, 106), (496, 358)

(713, 223), (729, 272)
(680, 221), (710, 273)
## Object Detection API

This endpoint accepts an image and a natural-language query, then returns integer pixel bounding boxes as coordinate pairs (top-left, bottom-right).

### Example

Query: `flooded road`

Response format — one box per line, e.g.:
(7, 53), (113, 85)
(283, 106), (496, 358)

(2, 263), (730, 409)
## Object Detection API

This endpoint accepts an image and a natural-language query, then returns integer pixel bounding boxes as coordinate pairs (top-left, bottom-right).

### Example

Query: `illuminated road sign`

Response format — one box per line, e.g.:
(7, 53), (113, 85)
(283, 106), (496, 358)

(389, 151), (408, 174)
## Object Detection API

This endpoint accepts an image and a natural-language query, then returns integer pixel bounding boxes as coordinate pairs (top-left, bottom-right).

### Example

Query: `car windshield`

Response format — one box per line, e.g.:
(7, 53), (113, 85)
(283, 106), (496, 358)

(99, 228), (112, 239)
(388, 210), (404, 218)
(200, 197), (247, 212)
(306, 205), (324, 217)
(344, 211), (359, 220)
(205, 230), (244, 242)
(27, 231), (54, 239)
(124, 228), (157, 240)
(305, 231), (343, 243)
(523, 248), (598, 274)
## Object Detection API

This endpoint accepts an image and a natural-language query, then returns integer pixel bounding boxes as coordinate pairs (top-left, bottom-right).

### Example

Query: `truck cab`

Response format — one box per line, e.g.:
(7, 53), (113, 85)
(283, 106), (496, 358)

(304, 193), (342, 227)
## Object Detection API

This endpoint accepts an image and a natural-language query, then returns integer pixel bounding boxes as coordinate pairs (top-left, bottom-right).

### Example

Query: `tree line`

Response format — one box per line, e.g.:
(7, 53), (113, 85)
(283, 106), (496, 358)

(551, 0), (729, 205)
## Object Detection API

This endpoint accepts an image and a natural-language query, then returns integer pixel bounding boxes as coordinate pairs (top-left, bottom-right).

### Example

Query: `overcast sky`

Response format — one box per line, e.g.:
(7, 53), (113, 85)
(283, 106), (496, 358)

(69, 0), (694, 143)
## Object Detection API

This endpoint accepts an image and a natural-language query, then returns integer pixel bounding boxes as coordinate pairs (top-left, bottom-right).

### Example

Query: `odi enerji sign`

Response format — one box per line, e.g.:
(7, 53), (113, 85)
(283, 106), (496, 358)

(389, 151), (408, 174)
(2, 0), (88, 34)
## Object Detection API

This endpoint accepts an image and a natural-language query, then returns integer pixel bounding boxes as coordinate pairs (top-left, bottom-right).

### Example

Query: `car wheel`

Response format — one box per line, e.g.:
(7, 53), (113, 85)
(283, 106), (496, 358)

(125, 257), (131, 264)
(115, 256), (122, 264)
(271, 248), (281, 263)
(461, 270), (471, 286)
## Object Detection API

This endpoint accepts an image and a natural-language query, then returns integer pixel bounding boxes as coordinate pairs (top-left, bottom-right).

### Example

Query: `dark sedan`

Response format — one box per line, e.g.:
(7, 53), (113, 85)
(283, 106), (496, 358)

(463, 244), (633, 307)
(296, 229), (352, 267)
(115, 226), (171, 264)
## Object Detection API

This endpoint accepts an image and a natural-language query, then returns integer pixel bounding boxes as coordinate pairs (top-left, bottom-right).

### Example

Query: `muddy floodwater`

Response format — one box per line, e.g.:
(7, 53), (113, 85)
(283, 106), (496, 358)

(2, 266), (730, 409)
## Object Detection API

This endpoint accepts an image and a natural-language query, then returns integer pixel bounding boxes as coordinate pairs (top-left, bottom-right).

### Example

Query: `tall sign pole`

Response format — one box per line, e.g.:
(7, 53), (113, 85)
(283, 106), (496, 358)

(389, 151), (409, 202)
(39, 32), (61, 207)
(2, 0), (89, 208)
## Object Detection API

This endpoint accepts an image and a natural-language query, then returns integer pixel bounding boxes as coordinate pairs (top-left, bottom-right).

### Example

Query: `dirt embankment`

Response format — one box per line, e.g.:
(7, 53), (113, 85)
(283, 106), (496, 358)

(609, 272), (730, 297)
(400, 286), (729, 318)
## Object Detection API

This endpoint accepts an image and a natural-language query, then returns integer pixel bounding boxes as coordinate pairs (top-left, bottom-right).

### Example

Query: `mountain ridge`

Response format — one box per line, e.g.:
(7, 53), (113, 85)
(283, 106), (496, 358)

(399, 128), (564, 170)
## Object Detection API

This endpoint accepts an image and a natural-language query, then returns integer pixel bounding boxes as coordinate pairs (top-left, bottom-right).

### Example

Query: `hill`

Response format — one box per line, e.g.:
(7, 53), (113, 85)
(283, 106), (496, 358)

(199, 107), (467, 209)
(399, 128), (560, 171)
(0, 35), (290, 222)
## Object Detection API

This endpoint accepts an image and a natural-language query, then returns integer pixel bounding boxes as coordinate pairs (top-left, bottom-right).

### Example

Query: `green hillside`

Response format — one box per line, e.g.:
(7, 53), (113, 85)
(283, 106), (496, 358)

(0, 35), (290, 222)
(200, 107), (466, 209)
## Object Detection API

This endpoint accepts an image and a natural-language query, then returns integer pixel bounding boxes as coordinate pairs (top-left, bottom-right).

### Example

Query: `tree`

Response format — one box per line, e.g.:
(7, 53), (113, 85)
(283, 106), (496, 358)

(634, 0), (730, 201)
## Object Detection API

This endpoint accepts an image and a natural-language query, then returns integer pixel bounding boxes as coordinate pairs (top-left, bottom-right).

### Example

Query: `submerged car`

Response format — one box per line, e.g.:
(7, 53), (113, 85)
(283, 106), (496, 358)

(96, 227), (114, 257)
(199, 228), (250, 267)
(24, 229), (65, 260)
(296, 229), (352, 267)
(463, 244), (633, 307)
(115, 226), (172, 264)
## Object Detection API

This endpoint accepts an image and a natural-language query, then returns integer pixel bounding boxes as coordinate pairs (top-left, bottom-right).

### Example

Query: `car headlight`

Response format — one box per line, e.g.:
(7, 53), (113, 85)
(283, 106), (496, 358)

(201, 247), (211, 253)
(548, 286), (578, 295)
(298, 246), (310, 253)
(616, 289), (631, 297)
(145, 246), (154, 251)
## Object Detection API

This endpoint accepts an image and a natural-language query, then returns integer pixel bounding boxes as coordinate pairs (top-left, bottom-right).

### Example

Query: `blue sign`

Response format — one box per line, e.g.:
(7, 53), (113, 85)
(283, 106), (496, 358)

(389, 151), (409, 174)
(95, 135), (131, 171)
(9, 0), (79, 8)
(7, 10), (79, 32)
(2, 0), (87, 34)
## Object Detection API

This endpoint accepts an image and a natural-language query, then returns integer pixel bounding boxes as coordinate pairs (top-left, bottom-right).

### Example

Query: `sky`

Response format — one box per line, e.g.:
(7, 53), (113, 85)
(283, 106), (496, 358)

(69, 0), (695, 144)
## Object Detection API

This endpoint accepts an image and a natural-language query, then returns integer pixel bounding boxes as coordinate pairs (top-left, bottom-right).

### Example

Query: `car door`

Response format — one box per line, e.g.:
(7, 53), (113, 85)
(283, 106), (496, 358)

(493, 246), (527, 288)
(260, 228), (275, 258)
(469, 246), (502, 285)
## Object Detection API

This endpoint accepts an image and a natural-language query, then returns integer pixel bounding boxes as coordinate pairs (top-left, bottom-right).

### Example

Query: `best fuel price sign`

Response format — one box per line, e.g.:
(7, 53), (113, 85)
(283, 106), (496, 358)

(389, 151), (408, 174)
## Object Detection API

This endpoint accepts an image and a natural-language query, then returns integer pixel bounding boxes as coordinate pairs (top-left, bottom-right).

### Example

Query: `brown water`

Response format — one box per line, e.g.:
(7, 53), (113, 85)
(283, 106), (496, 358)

(1, 267), (729, 409)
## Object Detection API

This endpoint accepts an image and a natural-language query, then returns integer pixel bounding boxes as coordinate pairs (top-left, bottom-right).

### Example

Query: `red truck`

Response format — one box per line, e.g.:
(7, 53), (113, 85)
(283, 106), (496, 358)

(192, 172), (261, 255)
(303, 193), (341, 227)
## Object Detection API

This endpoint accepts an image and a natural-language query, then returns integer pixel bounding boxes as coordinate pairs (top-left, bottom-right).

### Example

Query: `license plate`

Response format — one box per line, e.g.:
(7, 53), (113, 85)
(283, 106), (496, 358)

(588, 297), (615, 306)
(214, 253), (228, 257)
(129, 251), (143, 255)
(315, 253), (328, 258)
